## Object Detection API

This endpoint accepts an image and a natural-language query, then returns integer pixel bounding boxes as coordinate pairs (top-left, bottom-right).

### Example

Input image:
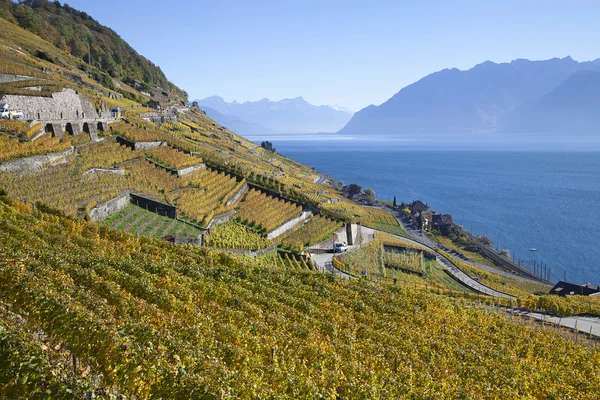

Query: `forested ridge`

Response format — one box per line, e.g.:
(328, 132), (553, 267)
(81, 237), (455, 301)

(0, 0), (180, 95)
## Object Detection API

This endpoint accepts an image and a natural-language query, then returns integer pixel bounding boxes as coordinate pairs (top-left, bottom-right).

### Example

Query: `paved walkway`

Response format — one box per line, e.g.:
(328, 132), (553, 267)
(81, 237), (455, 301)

(308, 225), (374, 280)
(502, 309), (600, 338)
(436, 255), (514, 298)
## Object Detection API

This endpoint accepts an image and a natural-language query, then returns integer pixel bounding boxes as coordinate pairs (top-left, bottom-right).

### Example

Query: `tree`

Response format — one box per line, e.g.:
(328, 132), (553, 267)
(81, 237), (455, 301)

(393, 196), (397, 208)
(347, 184), (361, 198)
(402, 207), (411, 217)
(500, 249), (511, 259)
(261, 141), (276, 153)
(479, 236), (492, 246)
(364, 188), (376, 203)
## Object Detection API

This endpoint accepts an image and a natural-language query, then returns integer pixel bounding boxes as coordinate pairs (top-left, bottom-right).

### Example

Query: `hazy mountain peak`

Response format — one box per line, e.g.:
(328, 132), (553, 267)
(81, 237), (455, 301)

(196, 95), (353, 134)
(339, 57), (600, 136)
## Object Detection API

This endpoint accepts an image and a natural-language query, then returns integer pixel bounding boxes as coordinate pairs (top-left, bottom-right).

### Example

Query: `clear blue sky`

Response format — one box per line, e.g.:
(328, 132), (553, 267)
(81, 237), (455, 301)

(65, 0), (599, 111)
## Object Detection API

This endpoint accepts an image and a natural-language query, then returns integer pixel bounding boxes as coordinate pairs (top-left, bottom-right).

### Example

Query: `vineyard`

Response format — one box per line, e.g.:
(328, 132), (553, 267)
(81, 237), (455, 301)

(76, 140), (142, 170)
(278, 215), (342, 252)
(0, 133), (71, 162)
(167, 168), (239, 226)
(145, 146), (203, 170)
(276, 253), (315, 271)
(111, 121), (162, 143)
(321, 201), (409, 237)
(383, 250), (425, 275)
(237, 189), (303, 232)
(1, 197), (599, 398)
(0, 120), (31, 136)
(161, 120), (191, 133)
(104, 204), (202, 239)
(206, 222), (272, 250)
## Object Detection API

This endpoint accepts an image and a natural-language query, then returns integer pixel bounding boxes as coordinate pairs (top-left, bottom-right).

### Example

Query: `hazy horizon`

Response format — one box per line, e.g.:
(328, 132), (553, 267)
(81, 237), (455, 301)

(62, 0), (600, 111)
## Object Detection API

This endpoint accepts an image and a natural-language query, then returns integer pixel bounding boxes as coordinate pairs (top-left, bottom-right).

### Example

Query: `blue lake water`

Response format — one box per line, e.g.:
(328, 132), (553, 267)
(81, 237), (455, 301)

(266, 138), (600, 284)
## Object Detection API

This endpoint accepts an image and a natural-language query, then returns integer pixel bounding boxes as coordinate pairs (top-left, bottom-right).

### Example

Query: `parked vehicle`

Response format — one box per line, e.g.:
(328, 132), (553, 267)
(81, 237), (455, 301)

(0, 104), (9, 119)
(334, 241), (349, 253)
(0, 104), (23, 119)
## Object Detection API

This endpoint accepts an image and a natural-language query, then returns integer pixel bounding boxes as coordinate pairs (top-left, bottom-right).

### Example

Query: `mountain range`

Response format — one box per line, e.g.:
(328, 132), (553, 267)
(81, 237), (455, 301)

(195, 96), (353, 135)
(339, 57), (600, 136)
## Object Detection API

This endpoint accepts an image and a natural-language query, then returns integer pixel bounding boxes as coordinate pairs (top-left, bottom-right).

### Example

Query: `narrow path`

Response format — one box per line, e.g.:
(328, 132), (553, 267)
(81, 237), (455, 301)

(437, 255), (514, 298)
(315, 173), (328, 185)
(498, 308), (600, 338)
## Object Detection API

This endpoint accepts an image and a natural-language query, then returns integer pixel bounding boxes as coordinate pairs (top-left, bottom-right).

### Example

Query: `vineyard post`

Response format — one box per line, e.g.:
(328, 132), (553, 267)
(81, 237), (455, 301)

(72, 352), (77, 375)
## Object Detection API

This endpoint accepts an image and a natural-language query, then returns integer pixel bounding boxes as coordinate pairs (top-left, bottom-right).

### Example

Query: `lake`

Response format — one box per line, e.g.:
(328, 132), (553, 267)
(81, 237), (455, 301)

(261, 137), (600, 284)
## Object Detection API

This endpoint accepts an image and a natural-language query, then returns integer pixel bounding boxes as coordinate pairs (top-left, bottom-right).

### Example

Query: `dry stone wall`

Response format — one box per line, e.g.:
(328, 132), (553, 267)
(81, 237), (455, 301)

(225, 183), (248, 207)
(207, 210), (236, 230)
(89, 192), (131, 221)
(266, 211), (312, 240)
(177, 163), (205, 177)
(0, 88), (99, 121)
(0, 147), (74, 173)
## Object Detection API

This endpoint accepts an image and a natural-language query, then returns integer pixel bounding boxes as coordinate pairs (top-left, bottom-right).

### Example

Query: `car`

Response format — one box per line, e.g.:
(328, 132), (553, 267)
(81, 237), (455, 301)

(333, 241), (349, 253)
(0, 104), (10, 119)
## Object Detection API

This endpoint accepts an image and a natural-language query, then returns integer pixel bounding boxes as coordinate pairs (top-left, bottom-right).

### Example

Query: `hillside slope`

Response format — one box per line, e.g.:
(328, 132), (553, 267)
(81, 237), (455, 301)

(339, 57), (600, 136)
(1, 197), (599, 398)
(1, 3), (599, 398)
(0, 0), (182, 96)
(501, 71), (600, 134)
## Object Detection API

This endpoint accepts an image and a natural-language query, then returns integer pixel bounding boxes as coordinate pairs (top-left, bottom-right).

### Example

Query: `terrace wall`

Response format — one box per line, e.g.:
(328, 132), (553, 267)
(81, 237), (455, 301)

(0, 147), (74, 173)
(130, 193), (177, 218)
(89, 192), (131, 221)
(266, 211), (312, 240)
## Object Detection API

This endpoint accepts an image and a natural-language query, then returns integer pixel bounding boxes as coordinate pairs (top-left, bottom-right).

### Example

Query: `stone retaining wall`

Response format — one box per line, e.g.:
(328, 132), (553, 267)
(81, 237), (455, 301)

(225, 183), (248, 206)
(0, 88), (98, 121)
(207, 245), (278, 257)
(89, 192), (131, 221)
(130, 193), (177, 218)
(0, 73), (33, 83)
(0, 147), (74, 173)
(84, 168), (125, 176)
(207, 210), (236, 230)
(177, 163), (205, 177)
(116, 136), (164, 151)
(266, 211), (312, 240)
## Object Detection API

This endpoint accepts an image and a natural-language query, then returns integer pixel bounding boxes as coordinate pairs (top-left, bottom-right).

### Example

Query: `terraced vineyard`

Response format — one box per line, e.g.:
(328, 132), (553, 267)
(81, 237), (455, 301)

(237, 189), (302, 232)
(76, 140), (142, 170)
(104, 204), (202, 239)
(1, 197), (599, 398)
(383, 250), (424, 275)
(206, 221), (272, 250)
(167, 169), (239, 226)
(322, 201), (409, 237)
(0, 133), (71, 162)
(279, 215), (342, 252)
(145, 146), (202, 170)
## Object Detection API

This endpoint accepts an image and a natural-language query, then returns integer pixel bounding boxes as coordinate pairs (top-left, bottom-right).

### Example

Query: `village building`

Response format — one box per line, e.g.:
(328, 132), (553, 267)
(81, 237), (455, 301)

(408, 200), (430, 231)
(431, 214), (454, 236)
(145, 99), (161, 111)
(549, 281), (600, 297)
